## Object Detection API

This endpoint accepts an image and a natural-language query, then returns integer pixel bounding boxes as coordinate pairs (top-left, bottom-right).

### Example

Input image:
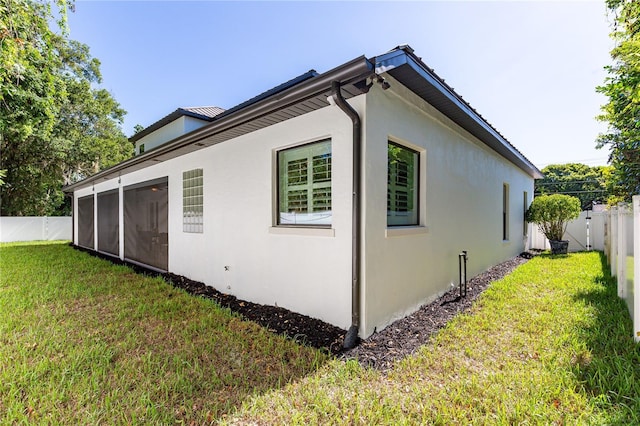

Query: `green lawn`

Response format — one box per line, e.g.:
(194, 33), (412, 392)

(2, 242), (639, 424)
(0, 242), (328, 424)
(223, 251), (640, 424)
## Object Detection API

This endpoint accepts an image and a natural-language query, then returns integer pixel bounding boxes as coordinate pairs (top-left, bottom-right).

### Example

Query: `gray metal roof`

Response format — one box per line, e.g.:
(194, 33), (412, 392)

(374, 46), (543, 179)
(64, 56), (372, 192)
(64, 45), (541, 193)
(181, 106), (226, 118)
(129, 106), (225, 143)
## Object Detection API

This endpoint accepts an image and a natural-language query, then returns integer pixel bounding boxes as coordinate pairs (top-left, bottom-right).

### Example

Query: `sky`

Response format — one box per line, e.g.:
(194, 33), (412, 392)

(66, 0), (613, 170)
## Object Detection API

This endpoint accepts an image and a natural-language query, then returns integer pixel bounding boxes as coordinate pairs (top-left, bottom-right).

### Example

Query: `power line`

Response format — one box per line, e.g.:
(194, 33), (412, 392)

(535, 190), (607, 195)
(536, 180), (603, 186)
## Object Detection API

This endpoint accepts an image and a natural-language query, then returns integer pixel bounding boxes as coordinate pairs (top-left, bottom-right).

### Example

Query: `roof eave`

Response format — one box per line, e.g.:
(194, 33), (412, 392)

(129, 108), (215, 143)
(375, 48), (543, 179)
(64, 55), (374, 193)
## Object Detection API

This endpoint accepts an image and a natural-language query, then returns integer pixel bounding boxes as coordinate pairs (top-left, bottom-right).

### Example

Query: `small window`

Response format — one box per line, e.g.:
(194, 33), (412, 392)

(139, 144), (145, 154)
(183, 169), (203, 233)
(388, 141), (419, 226)
(277, 139), (331, 226)
(523, 191), (528, 237)
(503, 183), (510, 240)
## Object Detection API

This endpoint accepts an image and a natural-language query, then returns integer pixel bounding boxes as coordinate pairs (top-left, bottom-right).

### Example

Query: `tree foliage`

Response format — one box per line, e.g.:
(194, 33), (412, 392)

(535, 163), (617, 209)
(597, 0), (640, 200)
(0, 0), (132, 216)
(526, 194), (581, 242)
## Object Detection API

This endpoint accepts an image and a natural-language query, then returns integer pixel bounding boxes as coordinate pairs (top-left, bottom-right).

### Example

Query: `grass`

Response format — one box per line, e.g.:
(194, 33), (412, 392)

(0, 241), (328, 424)
(2, 243), (640, 424)
(223, 252), (640, 425)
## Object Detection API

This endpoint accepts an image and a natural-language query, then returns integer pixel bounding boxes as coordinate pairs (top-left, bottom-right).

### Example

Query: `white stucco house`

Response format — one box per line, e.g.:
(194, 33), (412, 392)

(64, 45), (542, 347)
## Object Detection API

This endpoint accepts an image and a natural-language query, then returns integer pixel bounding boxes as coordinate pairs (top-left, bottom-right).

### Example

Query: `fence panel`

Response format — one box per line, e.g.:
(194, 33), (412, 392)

(605, 197), (640, 342)
(0, 217), (71, 242)
(529, 210), (606, 252)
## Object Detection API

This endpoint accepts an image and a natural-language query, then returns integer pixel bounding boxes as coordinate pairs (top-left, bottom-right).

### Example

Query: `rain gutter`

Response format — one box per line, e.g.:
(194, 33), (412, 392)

(63, 56), (374, 193)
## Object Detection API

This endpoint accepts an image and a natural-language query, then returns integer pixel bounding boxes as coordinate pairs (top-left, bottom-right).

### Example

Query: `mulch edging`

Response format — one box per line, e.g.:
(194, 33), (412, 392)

(71, 245), (347, 354)
(340, 253), (533, 370)
(71, 244), (533, 362)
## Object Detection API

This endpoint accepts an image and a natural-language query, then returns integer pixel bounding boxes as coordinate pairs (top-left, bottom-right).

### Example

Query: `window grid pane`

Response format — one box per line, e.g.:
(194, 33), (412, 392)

(312, 154), (331, 182)
(312, 187), (331, 211)
(287, 159), (308, 185)
(183, 168), (203, 233)
(287, 189), (308, 213)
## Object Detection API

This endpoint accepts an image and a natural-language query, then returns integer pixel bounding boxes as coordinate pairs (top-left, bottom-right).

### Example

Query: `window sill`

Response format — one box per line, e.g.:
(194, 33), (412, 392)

(385, 226), (428, 238)
(269, 226), (335, 237)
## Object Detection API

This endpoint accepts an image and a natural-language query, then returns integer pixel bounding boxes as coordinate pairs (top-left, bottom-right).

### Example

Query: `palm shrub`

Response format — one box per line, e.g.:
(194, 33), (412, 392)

(526, 194), (581, 253)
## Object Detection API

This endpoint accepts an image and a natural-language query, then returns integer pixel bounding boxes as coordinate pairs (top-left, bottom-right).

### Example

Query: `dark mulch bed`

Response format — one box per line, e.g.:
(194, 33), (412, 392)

(72, 245), (532, 361)
(340, 253), (533, 370)
(72, 245), (346, 354)
(162, 272), (346, 354)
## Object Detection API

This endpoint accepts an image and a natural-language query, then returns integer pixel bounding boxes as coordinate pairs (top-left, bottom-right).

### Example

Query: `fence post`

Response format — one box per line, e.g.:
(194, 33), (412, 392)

(604, 211), (610, 258)
(618, 204), (627, 299)
(611, 207), (618, 282)
(633, 195), (640, 342)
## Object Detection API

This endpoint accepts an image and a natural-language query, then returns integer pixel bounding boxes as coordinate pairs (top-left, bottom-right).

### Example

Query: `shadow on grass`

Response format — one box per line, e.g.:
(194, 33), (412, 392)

(571, 252), (640, 423)
(536, 252), (569, 260)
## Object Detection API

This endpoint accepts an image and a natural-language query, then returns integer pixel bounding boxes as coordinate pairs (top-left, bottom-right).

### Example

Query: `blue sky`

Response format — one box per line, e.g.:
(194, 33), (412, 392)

(67, 1), (612, 169)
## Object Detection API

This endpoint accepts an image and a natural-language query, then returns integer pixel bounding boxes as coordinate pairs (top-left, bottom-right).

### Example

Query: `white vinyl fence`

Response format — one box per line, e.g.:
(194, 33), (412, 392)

(529, 210), (606, 253)
(0, 217), (71, 242)
(604, 196), (640, 342)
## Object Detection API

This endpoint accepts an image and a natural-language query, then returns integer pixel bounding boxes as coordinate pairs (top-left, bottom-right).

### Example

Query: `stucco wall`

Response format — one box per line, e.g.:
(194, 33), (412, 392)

(74, 99), (360, 330)
(73, 80), (536, 338)
(360, 77), (534, 337)
(135, 116), (210, 154)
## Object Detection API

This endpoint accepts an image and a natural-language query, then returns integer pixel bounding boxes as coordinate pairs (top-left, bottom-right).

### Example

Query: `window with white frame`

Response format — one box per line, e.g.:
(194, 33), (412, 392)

(183, 168), (203, 233)
(277, 139), (332, 226)
(387, 141), (419, 226)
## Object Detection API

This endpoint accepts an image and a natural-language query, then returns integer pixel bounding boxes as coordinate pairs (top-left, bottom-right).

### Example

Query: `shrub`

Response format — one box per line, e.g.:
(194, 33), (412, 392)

(526, 194), (581, 242)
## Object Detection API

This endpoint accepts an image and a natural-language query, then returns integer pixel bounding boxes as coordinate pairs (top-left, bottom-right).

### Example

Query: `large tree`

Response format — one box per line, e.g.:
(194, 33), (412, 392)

(535, 163), (616, 210)
(597, 0), (640, 200)
(1, 0), (132, 216)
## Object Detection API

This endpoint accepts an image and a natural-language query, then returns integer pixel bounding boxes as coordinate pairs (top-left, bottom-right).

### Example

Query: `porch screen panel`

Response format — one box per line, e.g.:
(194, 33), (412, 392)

(77, 195), (94, 249)
(124, 178), (168, 271)
(97, 189), (119, 256)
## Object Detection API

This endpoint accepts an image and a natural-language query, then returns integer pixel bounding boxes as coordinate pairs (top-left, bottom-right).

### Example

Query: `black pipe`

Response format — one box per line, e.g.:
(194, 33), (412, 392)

(331, 80), (362, 350)
(459, 251), (468, 298)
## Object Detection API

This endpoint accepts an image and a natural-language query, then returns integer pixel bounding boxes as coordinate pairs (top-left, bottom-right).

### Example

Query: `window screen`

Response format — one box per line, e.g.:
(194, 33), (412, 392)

(124, 177), (168, 271)
(387, 142), (419, 226)
(77, 195), (94, 249)
(183, 169), (203, 233)
(278, 139), (332, 226)
(97, 189), (119, 256)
